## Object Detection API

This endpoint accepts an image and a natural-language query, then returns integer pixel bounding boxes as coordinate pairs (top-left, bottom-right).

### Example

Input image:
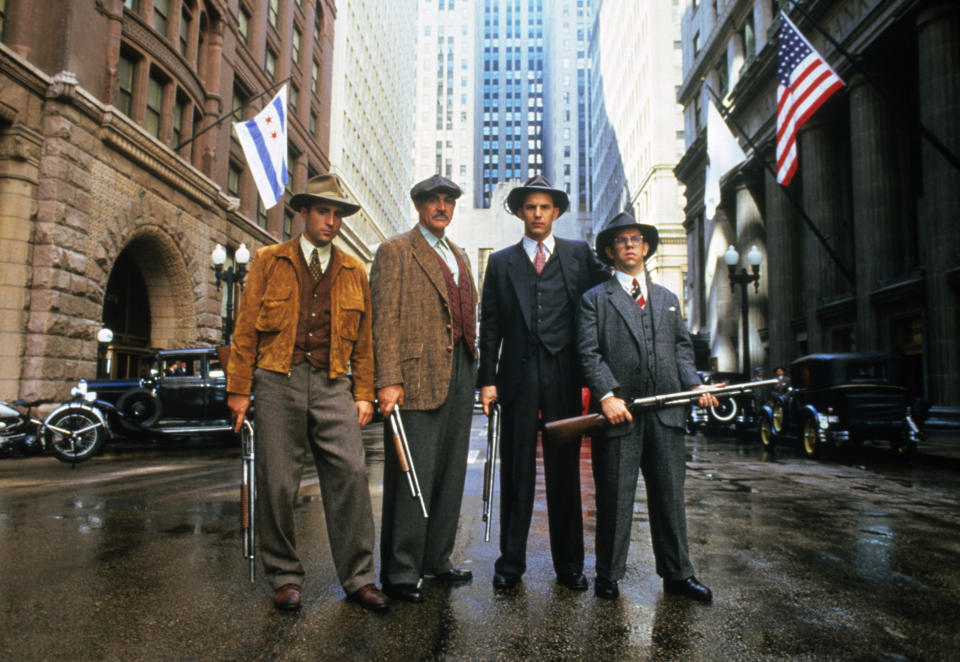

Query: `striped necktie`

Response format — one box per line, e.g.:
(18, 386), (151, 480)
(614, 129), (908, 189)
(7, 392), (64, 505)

(630, 278), (646, 308)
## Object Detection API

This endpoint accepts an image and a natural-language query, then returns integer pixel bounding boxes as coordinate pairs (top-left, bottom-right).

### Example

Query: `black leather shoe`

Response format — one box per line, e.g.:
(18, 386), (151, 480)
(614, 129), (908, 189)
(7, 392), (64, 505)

(594, 577), (619, 599)
(273, 583), (302, 610)
(664, 576), (713, 603)
(383, 582), (423, 603)
(492, 572), (521, 590)
(557, 572), (588, 591)
(436, 568), (473, 584)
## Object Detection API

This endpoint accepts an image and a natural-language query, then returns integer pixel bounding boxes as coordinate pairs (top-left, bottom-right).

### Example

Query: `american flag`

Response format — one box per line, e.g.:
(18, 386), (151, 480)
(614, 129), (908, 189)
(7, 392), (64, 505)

(776, 14), (845, 186)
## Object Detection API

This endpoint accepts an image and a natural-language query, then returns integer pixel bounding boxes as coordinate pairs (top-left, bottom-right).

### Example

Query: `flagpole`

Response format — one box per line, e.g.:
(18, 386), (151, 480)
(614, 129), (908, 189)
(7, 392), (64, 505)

(784, 0), (960, 175)
(704, 84), (856, 287)
(173, 76), (292, 152)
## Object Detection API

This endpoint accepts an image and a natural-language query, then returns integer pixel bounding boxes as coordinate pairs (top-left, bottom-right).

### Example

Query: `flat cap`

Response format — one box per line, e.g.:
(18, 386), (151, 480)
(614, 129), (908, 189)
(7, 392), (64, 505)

(410, 174), (462, 203)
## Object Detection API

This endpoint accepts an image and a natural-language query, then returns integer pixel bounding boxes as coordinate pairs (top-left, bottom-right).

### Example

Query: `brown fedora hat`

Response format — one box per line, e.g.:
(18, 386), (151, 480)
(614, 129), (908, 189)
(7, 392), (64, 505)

(594, 212), (659, 266)
(505, 174), (570, 215)
(288, 173), (361, 216)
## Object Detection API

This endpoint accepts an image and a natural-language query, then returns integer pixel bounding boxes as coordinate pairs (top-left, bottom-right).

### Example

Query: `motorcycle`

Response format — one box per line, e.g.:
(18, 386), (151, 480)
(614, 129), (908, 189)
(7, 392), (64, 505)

(0, 381), (110, 464)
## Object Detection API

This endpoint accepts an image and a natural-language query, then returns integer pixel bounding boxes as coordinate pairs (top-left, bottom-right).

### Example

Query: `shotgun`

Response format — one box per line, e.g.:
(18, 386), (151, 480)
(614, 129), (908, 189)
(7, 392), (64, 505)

(240, 419), (256, 582)
(388, 406), (429, 519)
(544, 378), (782, 445)
(481, 402), (501, 542)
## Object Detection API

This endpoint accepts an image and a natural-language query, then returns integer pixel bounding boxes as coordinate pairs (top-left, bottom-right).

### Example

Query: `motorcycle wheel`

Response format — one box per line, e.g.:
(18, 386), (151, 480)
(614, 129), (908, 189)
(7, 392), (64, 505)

(45, 407), (106, 463)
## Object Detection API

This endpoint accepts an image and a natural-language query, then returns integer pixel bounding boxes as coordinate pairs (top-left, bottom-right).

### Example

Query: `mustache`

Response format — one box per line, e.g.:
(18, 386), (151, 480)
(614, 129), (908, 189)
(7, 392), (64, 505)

(432, 212), (449, 220)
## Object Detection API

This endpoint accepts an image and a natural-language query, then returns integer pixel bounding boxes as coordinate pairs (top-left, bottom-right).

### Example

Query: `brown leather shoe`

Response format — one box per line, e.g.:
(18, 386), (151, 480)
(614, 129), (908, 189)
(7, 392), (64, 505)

(273, 583), (302, 610)
(348, 583), (389, 611)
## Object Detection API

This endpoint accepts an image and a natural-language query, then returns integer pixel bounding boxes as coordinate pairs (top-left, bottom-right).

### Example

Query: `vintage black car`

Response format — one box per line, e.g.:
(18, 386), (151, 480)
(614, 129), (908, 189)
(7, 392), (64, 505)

(78, 347), (234, 439)
(686, 371), (763, 435)
(759, 353), (923, 458)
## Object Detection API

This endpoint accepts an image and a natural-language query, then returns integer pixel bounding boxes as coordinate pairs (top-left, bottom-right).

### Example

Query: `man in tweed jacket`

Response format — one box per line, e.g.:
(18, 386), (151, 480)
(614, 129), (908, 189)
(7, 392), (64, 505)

(370, 175), (478, 603)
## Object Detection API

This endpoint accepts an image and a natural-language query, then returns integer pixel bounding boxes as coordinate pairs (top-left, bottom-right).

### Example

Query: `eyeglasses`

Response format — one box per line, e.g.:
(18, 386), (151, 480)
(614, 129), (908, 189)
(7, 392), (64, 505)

(612, 235), (644, 247)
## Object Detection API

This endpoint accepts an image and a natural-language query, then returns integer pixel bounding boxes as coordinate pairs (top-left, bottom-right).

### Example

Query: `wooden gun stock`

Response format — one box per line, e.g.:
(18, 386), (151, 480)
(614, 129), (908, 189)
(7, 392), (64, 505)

(544, 378), (782, 445)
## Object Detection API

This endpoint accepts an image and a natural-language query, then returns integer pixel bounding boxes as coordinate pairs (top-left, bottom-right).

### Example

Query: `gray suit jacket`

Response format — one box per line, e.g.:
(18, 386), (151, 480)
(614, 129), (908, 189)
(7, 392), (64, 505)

(577, 275), (700, 434)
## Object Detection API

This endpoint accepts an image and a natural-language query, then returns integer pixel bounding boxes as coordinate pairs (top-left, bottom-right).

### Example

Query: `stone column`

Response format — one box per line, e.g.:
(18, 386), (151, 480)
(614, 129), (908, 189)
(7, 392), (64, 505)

(735, 182), (766, 372)
(849, 71), (901, 351)
(916, 2), (960, 407)
(798, 117), (846, 352)
(763, 164), (798, 369)
(200, 17), (224, 179)
(3, 0), (35, 59)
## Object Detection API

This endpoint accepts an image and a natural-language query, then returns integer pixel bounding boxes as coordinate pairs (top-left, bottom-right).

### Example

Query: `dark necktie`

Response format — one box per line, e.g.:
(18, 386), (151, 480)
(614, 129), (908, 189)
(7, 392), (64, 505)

(533, 242), (546, 274)
(631, 278), (646, 308)
(309, 248), (323, 281)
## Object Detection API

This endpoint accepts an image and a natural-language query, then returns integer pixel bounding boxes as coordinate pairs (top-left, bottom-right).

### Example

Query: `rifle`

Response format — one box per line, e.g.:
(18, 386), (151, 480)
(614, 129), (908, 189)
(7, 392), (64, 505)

(481, 402), (501, 542)
(544, 378), (782, 445)
(388, 406), (429, 519)
(240, 419), (256, 582)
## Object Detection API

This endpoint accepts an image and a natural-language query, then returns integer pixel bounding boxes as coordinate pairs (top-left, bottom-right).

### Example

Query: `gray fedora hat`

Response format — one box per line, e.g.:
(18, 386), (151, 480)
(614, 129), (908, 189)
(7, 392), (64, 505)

(594, 212), (659, 266)
(505, 174), (570, 215)
(410, 174), (462, 203)
(288, 173), (361, 216)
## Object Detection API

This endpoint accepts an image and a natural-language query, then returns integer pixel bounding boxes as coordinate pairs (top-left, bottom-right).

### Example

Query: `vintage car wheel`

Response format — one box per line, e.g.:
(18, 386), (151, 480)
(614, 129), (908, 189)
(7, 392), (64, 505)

(771, 398), (786, 434)
(116, 388), (162, 432)
(801, 417), (820, 458)
(760, 416), (776, 448)
(45, 407), (106, 463)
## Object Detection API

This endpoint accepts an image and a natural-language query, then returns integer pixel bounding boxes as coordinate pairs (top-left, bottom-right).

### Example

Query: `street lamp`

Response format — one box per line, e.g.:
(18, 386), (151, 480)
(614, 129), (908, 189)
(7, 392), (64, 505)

(97, 327), (114, 378)
(724, 244), (763, 379)
(212, 243), (251, 345)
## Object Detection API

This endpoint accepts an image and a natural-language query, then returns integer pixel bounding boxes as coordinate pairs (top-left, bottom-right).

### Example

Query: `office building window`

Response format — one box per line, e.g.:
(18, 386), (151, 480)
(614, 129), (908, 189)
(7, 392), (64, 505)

(283, 210), (293, 240)
(292, 26), (302, 64)
(311, 60), (319, 93)
(257, 199), (268, 228)
(117, 52), (136, 116)
(227, 163), (242, 197)
(268, 0), (279, 29)
(146, 74), (164, 138)
(153, 0), (169, 36)
(238, 6), (250, 43)
(309, 111), (317, 136)
(265, 47), (277, 79)
(123, 0), (140, 10)
(741, 13), (755, 58)
(179, 5), (191, 55)
(172, 95), (186, 147)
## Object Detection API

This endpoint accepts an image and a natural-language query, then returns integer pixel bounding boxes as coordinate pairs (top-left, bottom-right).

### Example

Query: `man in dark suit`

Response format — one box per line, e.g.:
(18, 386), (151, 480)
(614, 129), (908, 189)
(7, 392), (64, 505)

(478, 175), (608, 591)
(577, 212), (718, 602)
(370, 175), (478, 603)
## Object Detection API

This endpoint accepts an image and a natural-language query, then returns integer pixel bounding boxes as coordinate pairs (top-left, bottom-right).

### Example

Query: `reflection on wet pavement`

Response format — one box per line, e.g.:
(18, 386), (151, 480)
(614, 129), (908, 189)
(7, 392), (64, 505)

(0, 419), (958, 661)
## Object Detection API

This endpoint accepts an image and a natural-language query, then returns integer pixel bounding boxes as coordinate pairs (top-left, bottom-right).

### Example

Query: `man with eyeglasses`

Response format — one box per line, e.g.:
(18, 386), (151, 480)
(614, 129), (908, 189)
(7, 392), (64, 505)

(577, 212), (719, 602)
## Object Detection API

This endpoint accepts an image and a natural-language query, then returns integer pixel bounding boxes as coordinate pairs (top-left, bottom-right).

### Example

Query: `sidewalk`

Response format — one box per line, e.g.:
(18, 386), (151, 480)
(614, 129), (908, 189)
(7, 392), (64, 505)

(917, 428), (960, 463)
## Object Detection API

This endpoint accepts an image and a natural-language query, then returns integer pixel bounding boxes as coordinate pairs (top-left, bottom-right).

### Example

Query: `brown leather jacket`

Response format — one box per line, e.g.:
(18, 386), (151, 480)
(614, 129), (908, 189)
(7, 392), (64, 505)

(226, 238), (374, 402)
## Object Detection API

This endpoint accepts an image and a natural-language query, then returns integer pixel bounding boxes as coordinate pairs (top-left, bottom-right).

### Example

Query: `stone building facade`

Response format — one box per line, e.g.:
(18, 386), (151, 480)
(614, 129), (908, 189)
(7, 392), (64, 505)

(675, 0), (960, 422)
(0, 0), (339, 402)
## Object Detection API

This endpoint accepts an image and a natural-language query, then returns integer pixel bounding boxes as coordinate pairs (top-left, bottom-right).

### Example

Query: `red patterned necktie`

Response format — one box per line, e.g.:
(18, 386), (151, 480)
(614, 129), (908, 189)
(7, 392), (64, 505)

(630, 278), (646, 308)
(533, 242), (546, 274)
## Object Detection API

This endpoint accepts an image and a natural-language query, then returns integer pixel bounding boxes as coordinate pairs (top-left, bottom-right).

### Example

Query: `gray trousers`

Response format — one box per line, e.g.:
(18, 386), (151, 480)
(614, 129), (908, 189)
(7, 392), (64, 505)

(380, 343), (476, 585)
(254, 364), (376, 595)
(592, 414), (694, 582)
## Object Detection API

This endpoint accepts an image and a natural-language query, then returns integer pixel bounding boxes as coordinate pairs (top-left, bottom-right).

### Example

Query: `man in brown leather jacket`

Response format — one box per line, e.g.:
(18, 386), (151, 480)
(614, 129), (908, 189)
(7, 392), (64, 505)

(227, 173), (388, 612)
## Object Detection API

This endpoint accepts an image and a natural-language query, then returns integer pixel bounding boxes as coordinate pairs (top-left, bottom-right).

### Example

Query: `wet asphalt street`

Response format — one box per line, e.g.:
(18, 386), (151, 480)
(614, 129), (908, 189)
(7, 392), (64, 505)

(1, 415), (959, 661)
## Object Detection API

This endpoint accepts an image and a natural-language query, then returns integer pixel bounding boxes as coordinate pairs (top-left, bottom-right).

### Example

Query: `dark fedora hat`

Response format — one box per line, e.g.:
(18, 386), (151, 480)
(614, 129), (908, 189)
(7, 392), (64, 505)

(505, 175), (570, 215)
(288, 173), (361, 216)
(594, 212), (659, 266)
(410, 174), (462, 203)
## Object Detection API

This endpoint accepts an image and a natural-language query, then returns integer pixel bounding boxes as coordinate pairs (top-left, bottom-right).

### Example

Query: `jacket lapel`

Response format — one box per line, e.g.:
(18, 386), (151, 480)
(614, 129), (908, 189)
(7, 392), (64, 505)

(606, 278), (645, 350)
(409, 227), (450, 304)
(506, 242), (534, 331)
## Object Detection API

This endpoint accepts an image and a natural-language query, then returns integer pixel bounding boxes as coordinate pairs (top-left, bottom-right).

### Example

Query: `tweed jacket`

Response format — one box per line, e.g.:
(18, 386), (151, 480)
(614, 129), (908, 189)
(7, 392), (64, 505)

(577, 274), (700, 434)
(477, 237), (608, 405)
(226, 238), (374, 402)
(370, 226), (478, 410)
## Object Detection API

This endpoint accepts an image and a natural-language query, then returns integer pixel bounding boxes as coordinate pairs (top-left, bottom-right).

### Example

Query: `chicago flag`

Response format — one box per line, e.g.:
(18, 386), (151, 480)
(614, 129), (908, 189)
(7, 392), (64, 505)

(233, 85), (288, 209)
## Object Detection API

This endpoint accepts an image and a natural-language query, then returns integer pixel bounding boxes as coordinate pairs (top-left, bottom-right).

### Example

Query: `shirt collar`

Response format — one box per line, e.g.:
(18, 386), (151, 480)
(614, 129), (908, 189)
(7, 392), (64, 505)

(417, 223), (449, 251)
(614, 269), (646, 296)
(300, 234), (332, 270)
(521, 234), (556, 261)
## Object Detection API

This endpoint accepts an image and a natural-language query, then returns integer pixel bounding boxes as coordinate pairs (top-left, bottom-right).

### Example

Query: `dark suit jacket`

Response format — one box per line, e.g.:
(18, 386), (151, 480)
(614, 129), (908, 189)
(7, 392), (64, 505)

(478, 237), (607, 406)
(371, 226), (478, 410)
(577, 275), (700, 433)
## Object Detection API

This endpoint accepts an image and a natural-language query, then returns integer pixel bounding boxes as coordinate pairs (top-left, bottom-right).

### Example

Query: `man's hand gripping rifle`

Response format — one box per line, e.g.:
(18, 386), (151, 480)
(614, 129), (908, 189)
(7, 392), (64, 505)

(481, 402), (501, 542)
(544, 378), (782, 445)
(388, 405), (429, 519)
